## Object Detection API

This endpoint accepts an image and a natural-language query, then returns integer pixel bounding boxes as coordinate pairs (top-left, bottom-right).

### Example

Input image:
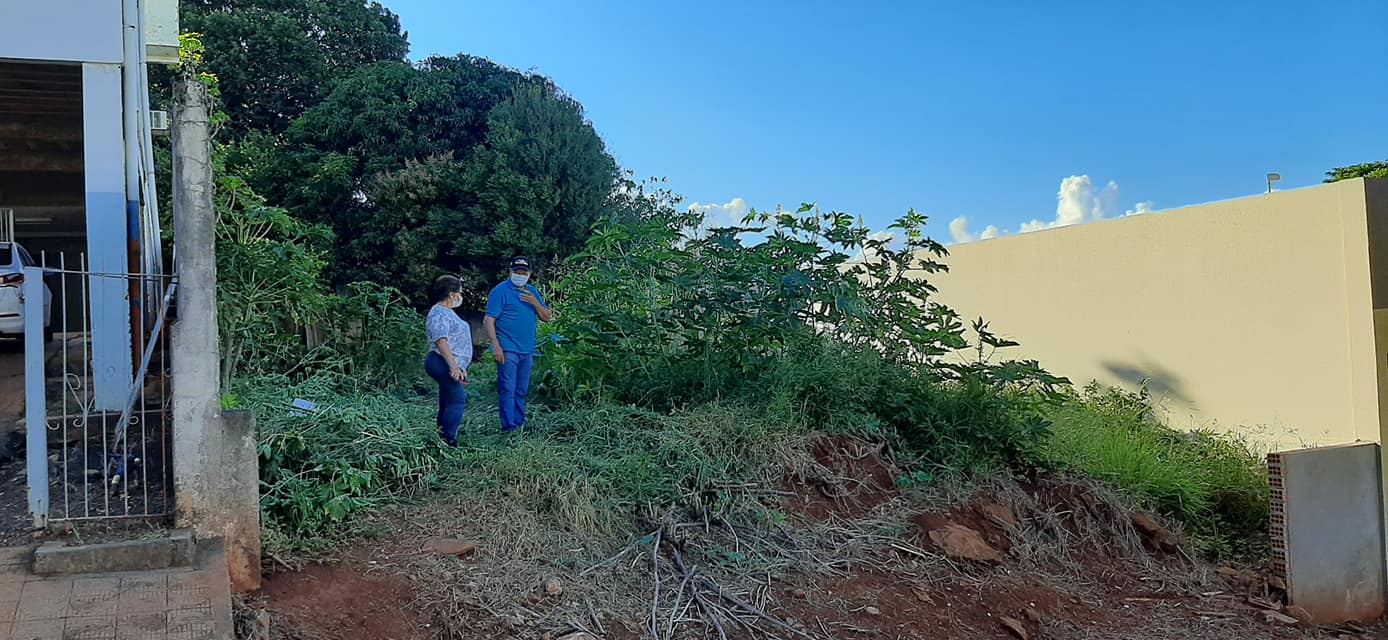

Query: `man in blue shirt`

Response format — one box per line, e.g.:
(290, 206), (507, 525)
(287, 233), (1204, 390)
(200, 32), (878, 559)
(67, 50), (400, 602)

(485, 256), (554, 432)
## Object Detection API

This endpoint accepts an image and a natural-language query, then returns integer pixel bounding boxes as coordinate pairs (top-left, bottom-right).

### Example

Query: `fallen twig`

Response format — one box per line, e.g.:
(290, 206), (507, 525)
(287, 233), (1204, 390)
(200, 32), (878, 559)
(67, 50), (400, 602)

(666, 567), (693, 639)
(673, 548), (729, 640)
(585, 599), (604, 636)
(699, 577), (818, 640)
(650, 528), (663, 640)
(580, 530), (657, 576)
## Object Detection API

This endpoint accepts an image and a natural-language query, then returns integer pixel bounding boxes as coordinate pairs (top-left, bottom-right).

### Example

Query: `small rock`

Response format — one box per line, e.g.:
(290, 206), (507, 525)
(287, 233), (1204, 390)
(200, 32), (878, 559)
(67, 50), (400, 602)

(1131, 513), (1179, 551)
(912, 586), (934, 604)
(1023, 607), (1043, 624)
(544, 577), (563, 597)
(928, 524), (1002, 563)
(1285, 605), (1313, 625)
(979, 503), (1019, 530)
(1263, 610), (1300, 626)
(422, 537), (478, 558)
(790, 588), (810, 600)
(1268, 576), (1287, 591)
(542, 633), (554, 640)
(1216, 566), (1240, 579)
(864, 606), (881, 616)
(999, 615), (1029, 640)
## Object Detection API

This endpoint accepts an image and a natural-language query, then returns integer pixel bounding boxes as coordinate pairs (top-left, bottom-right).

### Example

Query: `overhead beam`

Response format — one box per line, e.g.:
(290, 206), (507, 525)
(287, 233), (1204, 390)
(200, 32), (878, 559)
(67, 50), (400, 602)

(0, 171), (85, 199)
(0, 139), (80, 154)
(0, 116), (83, 142)
(0, 154), (83, 173)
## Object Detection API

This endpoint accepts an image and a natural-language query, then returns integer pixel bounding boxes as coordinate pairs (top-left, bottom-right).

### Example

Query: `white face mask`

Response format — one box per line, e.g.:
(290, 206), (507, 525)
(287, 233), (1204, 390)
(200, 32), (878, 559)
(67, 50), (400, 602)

(510, 273), (530, 288)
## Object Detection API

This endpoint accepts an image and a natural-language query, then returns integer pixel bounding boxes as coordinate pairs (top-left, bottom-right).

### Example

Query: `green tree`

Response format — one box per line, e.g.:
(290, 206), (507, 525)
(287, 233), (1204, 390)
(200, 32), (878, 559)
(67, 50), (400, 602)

(1325, 160), (1388, 182)
(252, 58), (618, 303)
(180, 0), (410, 134)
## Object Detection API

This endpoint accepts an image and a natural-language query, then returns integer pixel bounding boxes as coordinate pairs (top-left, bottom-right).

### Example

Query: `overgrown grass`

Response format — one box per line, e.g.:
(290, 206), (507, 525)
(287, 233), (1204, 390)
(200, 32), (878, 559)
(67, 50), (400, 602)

(241, 374), (444, 546)
(1043, 383), (1271, 559)
(241, 366), (812, 551)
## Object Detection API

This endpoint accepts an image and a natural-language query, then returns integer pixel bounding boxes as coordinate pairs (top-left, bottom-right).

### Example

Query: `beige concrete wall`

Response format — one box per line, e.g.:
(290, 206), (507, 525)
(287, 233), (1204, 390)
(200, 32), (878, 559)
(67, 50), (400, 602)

(929, 179), (1383, 452)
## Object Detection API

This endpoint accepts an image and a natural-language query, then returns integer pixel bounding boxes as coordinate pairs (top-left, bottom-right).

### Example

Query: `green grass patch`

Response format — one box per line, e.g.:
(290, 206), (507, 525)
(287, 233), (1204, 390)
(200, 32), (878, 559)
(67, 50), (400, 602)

(241, 368), (806, 551)
(1043, 383), (1270, 559)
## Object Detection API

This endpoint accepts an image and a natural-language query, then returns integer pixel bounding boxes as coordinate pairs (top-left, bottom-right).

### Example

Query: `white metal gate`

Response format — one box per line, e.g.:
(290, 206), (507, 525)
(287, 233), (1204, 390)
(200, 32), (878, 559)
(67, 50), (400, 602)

(22, 256), (176, 527)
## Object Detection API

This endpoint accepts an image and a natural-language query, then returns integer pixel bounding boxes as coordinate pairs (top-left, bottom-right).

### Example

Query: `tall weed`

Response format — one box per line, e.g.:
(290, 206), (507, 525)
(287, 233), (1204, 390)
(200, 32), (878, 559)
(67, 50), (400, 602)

(1045, 384), (1270, 558)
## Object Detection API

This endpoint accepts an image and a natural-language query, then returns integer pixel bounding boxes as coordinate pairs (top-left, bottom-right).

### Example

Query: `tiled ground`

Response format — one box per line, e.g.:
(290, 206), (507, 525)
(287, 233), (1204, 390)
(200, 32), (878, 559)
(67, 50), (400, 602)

(0, 545), (232, 640)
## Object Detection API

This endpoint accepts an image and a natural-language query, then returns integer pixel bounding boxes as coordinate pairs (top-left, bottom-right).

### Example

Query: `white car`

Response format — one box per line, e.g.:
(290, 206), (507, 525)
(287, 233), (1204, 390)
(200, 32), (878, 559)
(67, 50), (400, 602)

(0, 241), (53, 342)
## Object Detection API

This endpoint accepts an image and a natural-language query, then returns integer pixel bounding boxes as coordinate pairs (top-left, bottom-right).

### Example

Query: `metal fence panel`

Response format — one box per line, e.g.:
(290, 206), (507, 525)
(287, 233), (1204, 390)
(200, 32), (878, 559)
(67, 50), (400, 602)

(23, 257), (176, 526)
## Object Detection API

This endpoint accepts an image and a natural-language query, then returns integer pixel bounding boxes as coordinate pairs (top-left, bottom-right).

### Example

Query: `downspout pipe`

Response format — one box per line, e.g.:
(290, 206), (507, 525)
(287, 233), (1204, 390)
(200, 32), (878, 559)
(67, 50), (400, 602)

(121, 0), (145, 359)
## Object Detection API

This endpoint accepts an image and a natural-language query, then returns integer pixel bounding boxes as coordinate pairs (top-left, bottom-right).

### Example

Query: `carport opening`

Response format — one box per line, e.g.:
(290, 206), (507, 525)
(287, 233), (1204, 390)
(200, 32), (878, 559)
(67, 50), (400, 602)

(0, 59), (88, 537)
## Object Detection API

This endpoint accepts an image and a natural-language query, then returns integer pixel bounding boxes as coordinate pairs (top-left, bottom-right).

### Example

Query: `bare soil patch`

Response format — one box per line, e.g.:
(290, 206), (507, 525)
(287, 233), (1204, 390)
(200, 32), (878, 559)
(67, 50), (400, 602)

(260, 561), (431, 640)
(250, 434), (1385, 640)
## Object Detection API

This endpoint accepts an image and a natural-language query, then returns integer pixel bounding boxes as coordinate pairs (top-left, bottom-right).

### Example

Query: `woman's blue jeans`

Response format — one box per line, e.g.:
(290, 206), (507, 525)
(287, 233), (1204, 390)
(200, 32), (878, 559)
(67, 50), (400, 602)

(425, 352), (467, 446)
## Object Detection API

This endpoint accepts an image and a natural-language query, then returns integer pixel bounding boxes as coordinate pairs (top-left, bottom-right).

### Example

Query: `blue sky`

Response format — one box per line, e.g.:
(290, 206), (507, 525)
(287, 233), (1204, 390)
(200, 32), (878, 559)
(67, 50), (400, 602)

(385, 0), (1387, 241)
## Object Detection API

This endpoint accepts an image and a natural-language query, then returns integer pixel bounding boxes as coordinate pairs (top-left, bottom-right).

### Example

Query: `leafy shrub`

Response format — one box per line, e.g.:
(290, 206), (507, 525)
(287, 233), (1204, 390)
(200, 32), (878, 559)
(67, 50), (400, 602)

(242, 374), (445, 538)
(1044, 383), (1270, 558)
(541, 188), (1066, 469)
(315, 282), (429, 389)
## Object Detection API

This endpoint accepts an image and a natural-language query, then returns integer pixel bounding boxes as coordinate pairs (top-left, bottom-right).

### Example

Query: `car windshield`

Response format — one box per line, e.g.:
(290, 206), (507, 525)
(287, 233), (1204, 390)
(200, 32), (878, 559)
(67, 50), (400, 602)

(0, 243), (13, 270)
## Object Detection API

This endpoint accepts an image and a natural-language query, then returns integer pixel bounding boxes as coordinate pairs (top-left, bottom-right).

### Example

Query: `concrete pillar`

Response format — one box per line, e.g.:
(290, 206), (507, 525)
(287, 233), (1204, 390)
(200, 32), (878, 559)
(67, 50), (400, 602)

(170, 76), (221, 528)
(81, 62), (134, 410)
(218, 411), (262, 592)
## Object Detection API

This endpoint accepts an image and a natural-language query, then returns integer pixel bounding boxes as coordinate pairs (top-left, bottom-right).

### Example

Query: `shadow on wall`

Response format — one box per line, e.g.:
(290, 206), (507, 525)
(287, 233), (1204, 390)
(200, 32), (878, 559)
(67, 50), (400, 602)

(1101, 359), (1194, 406)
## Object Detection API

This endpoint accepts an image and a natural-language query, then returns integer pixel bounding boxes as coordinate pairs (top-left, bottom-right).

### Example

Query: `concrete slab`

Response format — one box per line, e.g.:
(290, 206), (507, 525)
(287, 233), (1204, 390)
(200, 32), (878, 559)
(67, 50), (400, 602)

(33, 530), (193, 576)
(1270, 442), (1387, 623)
(0, 540), (231, 640)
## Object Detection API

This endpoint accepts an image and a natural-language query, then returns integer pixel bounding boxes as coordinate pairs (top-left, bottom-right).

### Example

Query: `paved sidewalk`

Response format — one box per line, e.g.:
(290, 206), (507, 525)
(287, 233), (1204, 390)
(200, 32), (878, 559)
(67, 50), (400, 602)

(0, 544), (233, 640)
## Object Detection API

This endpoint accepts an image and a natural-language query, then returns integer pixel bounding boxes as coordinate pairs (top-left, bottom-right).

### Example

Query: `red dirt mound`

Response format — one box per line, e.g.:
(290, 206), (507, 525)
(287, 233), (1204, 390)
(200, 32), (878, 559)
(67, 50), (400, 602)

(783, 434), (899, 520)
(262, 562), (430, 640)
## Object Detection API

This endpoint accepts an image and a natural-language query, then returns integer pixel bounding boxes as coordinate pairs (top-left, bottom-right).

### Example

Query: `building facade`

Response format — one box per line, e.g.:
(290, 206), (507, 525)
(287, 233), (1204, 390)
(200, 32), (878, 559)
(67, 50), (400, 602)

(0, 0), (177, 408)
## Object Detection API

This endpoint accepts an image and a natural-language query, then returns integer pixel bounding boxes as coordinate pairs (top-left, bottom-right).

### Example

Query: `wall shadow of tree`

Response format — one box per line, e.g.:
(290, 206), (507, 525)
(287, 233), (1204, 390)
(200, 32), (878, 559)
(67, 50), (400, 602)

(1102, 360), (1194, 406)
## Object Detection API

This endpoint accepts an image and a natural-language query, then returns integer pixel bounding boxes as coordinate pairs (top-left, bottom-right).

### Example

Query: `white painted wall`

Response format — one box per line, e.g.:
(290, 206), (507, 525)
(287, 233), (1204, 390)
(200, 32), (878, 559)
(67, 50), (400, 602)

(0, 1), (123, 63)
(145, 0), (181, 64)
(82, 63), (134, 410)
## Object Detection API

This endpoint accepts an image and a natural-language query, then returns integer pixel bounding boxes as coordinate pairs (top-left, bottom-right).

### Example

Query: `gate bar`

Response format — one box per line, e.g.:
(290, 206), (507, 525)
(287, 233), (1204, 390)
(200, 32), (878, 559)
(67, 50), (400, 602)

(23, 266), (48, 529)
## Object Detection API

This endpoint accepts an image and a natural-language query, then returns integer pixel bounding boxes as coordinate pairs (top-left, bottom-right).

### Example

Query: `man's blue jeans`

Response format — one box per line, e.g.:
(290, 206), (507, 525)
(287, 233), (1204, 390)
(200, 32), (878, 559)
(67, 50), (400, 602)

(425, 352), (467, 446)
(497, 352), (534, 432)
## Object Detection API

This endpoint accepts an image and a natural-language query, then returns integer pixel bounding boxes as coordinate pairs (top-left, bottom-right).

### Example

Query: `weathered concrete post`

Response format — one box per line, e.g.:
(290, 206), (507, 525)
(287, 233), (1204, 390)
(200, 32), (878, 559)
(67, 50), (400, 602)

(170, 75), (220, 530)
(171, 75), (263, 593)
(220, 410), (262, 591)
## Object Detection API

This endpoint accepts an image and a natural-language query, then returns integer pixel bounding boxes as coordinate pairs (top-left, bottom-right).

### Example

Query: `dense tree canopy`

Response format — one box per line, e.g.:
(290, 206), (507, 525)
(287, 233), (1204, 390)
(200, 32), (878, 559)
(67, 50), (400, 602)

(1326, 160), (1388, 182)
(234, 56), (619, 302)
(181, 0), (410, 134)
(179, 1), (622, 304)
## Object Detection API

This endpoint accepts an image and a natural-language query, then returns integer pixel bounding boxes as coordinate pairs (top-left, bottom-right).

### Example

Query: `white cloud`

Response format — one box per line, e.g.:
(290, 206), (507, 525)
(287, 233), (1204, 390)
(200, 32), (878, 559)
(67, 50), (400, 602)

(686, 197), (769, 245)
(1125, 201), (1156, 216)
(950, 175), (1157, 242)
(688, 197), (750, 229)
(1020, 175), (1119, 233)
(1018, 175), (1154, 234)
(949, 216), (1001, 244)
